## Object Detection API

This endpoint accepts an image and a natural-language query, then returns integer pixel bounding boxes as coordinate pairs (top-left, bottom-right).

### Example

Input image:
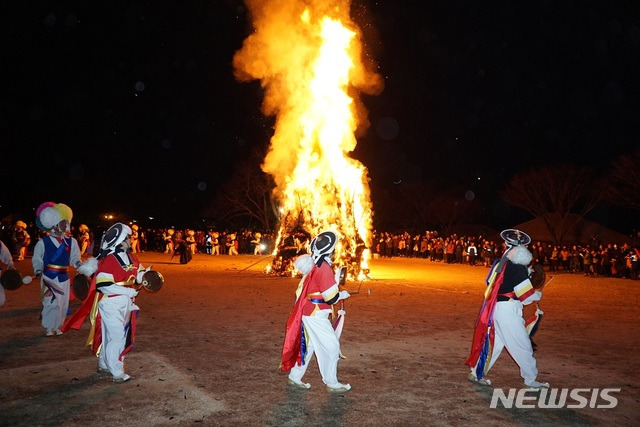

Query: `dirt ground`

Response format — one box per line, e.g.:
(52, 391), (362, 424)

(1, 252), (639, 426)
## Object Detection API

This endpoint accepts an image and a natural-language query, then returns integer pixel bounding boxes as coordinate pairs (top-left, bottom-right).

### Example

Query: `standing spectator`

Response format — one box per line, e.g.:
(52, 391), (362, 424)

(600, 249), (610, 277)
(549, 246), (559, 273)
(582, 249), (592, 276)
(569, 246), (581, 273)
(205, 231), (213, 254)
(195, 230), (206, 253)
(446, 239), (455, 264)
(412, 234), (420, 258)
(384, 233), (393, 258)
(630, 249), (639, 280)
(467, 241), (478, 266)
(419, 237), (428, 259)
(481, 242), (493, 267)
(591, 250), (600, 276)
(435, 239), (444, 262)
(455, 239), (464, 264)
(398, 234), (406, 257)
(560, 246), (570, 272)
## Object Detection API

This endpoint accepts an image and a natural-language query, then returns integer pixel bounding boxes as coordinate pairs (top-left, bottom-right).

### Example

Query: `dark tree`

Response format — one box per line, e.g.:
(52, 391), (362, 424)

(500, 165), (603, 244)
(376, 181), (478, 233)
(210, 150), (277, 230)
(606, 148), (640, 210)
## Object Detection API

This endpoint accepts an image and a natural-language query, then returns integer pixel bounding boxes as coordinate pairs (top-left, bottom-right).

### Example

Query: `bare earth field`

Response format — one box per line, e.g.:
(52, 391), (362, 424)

(1, 252), (638, 426)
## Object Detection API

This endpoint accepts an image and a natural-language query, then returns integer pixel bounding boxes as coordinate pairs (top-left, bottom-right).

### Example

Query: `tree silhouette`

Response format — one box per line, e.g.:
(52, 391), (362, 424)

(500, 165), (603, 244)
(210, 150), (277, 230)
(606, 148), (640, 210)
(377, 181), (478, 233)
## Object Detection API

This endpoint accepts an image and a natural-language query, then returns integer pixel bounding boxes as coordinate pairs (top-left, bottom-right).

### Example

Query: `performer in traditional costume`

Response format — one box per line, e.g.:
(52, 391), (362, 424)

(281, 230), (351, 393)
(211, 232), (220, 255)
(186, 229), (196, 254)
(227, 233), (238, 255)
(62, 223), (148, 383)
(32, 202), (83, 336)
(0, 239), (16, 306)
(252, 232), (262, 255)
(466, 229), (550, 390)
(78, 224), (90, 255)
(172, 231), (192, 264)
(13, 220), (31, 261)
(163, 229), (174, 254)
(130, 224), (140, 254)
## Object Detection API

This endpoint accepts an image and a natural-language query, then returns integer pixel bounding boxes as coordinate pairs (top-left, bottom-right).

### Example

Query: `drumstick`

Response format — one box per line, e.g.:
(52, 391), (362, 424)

(22, 275), (37, 284)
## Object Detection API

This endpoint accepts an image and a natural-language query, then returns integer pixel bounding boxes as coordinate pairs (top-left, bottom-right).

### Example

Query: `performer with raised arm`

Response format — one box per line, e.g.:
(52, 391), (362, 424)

(281, 230), (352, 393)
(63, 222), (151, 383)
(32, 202), (83, 336)
(466, 229), (550, 390)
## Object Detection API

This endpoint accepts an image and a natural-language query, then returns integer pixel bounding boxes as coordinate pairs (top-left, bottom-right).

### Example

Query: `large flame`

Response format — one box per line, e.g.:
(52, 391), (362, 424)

(233, 0), (382, 276)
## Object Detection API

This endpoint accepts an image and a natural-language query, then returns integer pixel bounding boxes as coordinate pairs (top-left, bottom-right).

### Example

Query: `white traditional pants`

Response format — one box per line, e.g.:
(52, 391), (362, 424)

(41, 278), (70, 332)
(98, 295), (138, 379)
(288, 310), (342, 387)
(486, 300), (538, 383)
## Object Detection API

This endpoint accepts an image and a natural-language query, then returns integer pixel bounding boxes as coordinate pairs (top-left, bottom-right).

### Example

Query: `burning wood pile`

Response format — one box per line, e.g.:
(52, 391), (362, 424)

(233, 0), (382, 280)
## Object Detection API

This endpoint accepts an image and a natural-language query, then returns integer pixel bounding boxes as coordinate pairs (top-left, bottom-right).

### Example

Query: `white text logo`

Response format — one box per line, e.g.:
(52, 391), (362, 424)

(490, 388), (621, 409)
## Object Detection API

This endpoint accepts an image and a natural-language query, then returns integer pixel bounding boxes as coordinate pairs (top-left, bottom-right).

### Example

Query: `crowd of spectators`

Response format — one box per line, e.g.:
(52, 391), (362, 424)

(370, 230), (640, 280)
(1, 220), (638, 280)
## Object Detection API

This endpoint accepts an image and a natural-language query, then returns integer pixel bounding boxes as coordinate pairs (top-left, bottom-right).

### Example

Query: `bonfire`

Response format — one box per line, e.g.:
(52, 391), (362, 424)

(233, 0), (382, 279)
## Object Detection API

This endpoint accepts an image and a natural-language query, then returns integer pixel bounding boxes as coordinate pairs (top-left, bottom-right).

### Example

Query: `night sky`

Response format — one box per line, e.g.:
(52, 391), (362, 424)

(2, 1), (639, 232)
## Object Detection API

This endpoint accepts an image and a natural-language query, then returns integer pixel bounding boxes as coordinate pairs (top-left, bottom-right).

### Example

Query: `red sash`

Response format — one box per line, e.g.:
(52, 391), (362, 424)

(280, 268), (318, 372)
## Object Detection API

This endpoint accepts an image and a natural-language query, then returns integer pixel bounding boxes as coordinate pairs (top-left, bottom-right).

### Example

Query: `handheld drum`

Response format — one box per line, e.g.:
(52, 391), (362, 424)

(140, 270), (164, 291)
(0, 269), (23, 291)
(72, 274), (90, 301)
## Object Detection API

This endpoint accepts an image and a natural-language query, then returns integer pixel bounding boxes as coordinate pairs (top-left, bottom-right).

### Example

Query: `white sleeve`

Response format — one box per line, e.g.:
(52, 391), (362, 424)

(32, 239), (45, 275)
(521, 290), (542, 306)
(69, 238), (82, 268)
(0, 241), (13, 268)
(136, 264), (148, 283)
(99, 284), (138, 297)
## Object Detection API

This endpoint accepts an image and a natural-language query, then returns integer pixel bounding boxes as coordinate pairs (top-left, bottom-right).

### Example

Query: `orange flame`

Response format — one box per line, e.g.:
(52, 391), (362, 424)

(234, 1), (382, 277)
